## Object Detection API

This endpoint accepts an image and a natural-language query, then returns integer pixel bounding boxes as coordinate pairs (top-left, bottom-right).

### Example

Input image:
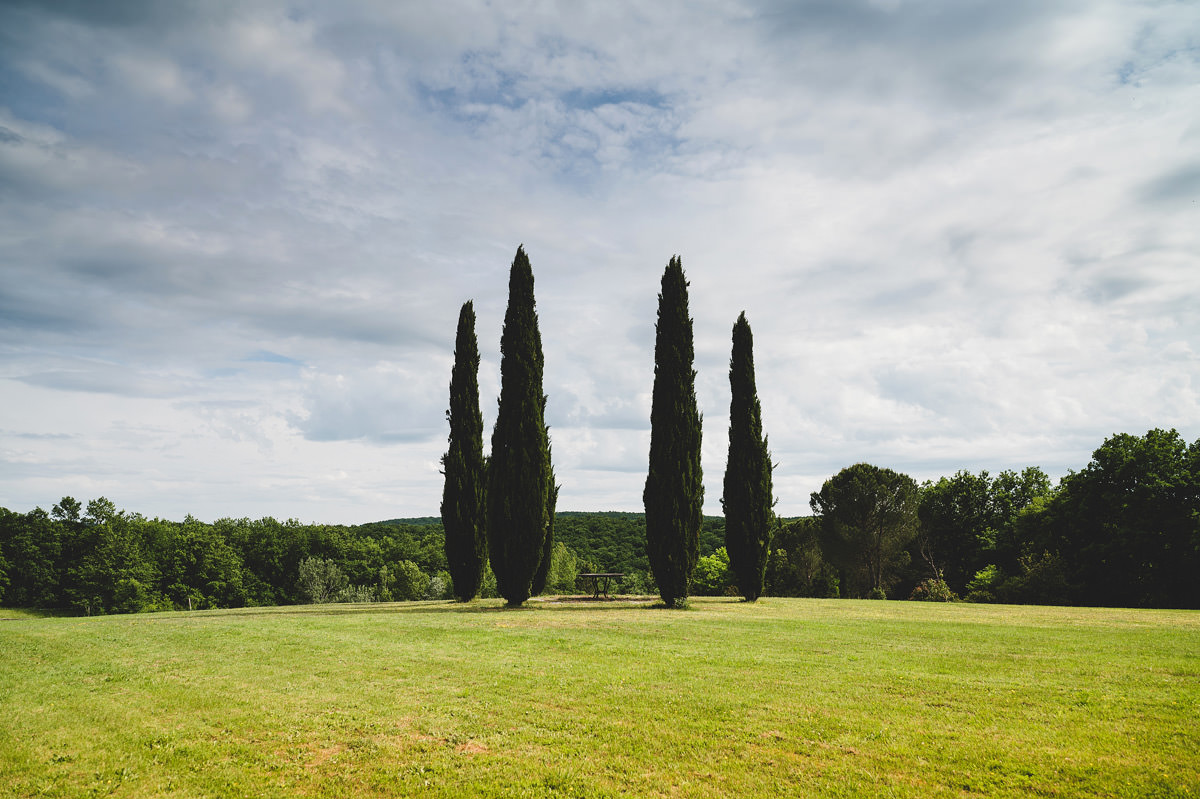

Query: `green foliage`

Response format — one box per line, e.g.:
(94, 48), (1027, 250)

(692, 547), (734, 596)
(964, 554), (1071, 605)
(428, 570), (455, 600)
(487, 246), (553, 606)
(297, 557), (348, 604)
(721, 312), (774, 601)
(644, 256), (704, 608)
(1049, 429), (1199, 608)
(392, 560), (430, 602)
(765, 517), (840, 597)
(542, 541), (580, 595)
(442, 300), (489, 602)
(965, 564), (1003, 603)
(908, 577), (958, 602)
(811, 464), (920, 598)
(916, 470), (994, 592)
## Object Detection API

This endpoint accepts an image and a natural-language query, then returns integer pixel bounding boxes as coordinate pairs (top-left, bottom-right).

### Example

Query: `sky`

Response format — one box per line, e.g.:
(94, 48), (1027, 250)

(1, 0), (1197, 524)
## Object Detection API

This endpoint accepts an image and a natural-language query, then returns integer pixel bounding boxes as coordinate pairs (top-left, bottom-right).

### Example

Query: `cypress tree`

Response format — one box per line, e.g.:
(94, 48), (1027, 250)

(643, 256), (703, 608)
(487, 246), (553, 607)
(441, 301), (488, 601)
(721, 311), (775, 601)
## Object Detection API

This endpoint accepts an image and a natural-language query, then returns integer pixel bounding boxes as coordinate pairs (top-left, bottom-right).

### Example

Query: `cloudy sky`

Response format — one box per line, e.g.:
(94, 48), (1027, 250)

(1, 0), (1197, 523)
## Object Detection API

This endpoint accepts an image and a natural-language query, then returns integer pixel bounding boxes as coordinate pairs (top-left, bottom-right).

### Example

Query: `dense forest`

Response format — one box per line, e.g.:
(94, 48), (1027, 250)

(1, 428), (1196, 613)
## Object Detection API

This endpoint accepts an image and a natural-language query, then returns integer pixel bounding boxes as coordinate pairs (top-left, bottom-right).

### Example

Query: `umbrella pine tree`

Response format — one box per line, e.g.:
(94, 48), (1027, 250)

(441, 301), (487, 601)
(721, 311), (775, 601)
(643, 256), (703, 607)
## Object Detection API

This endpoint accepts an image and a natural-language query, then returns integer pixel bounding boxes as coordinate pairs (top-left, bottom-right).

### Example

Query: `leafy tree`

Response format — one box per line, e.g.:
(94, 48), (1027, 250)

(63, 506), (167, 614)
(916, 470), (995, 592)
(441, 300), (489, 601)
(721, 312), (774, 601)
(297, 557), (347, 604)
(392, 560), (430, 601)
(810, 464), (920, 598)
(644, 256), (704, 608)
(0, 507), (61, 607)
(1051, 429), (1199, 608)
(692, 547), (733, 596)
(51, 496), (82, 523)
(163, 517), (248, 609)
(543, 540), (580, 594)
(765, 517), (839, 597)
(989, 467), (1054, 572)
(487, 246), (553, 606)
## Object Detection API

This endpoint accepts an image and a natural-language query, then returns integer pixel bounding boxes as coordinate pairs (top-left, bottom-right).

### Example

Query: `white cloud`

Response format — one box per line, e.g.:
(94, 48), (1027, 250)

(1, 0), (1197, 521)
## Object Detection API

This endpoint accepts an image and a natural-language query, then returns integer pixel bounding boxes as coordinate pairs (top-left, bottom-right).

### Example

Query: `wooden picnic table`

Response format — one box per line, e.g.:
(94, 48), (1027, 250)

(578, 573), (624, 599)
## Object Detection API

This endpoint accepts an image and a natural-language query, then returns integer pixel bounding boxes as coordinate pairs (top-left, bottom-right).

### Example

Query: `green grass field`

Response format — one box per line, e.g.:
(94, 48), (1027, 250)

(1, 598), (1197, 798)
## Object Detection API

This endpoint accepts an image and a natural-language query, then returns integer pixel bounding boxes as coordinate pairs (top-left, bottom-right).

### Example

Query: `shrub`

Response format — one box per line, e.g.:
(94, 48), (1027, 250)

(393, 560), (430, 601)
(909, 577), (958, 602)
(692, 548), (733, 596)
(965, 564), (1002, 602)
(867, 586), (888, 600)
(426, 571), (455, 600)
(335, 584), (377, 603)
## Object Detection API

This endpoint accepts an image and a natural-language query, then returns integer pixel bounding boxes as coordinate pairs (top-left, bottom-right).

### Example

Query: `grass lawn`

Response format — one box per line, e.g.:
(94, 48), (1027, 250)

(1, 597), (1197, 798)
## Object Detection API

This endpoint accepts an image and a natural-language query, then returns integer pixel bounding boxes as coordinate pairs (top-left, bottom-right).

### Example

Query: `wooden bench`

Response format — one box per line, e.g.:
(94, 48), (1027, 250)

(577, 573), (624, 599)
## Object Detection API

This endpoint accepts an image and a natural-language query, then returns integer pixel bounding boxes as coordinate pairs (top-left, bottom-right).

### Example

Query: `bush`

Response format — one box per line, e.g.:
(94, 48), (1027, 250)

(617, 570), (656, 596)
(692, 548), (733, 596)
(426, 571), (455, 600)
(867, 587), (888, 600)
(1002, 552), (1070, 605)
(965, 564), (1002, 603)
(909, 577), (958, 602)
(335, 584), (377, 603)
(393, 560), (430, 601)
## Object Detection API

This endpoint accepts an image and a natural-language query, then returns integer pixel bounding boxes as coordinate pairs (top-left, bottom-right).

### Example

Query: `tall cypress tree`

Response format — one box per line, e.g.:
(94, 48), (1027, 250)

(721, 311), (775, 601)
(441, 301), (488, 601)
(487, 246), (553, 607)
(644, 256), (703, 608)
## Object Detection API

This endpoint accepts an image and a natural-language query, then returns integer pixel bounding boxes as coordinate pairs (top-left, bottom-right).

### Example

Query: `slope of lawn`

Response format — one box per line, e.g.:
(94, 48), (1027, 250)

(1, 597), (1196, 798)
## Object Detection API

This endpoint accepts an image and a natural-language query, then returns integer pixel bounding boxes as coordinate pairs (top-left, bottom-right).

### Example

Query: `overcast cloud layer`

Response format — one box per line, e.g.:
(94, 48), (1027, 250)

(1, 0), (1197, 523)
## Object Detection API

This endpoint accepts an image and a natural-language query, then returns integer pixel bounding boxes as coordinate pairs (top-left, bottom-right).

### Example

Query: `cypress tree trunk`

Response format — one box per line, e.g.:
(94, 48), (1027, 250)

(643, 256), (703, 608)
(487, 246), (553, 607)
(441, 301), (487, 601)
(721, 311), (775, 601)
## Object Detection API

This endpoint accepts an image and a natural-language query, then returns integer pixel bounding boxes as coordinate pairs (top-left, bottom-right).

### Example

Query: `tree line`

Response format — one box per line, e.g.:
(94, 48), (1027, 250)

(1, 425), (1195, 613)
